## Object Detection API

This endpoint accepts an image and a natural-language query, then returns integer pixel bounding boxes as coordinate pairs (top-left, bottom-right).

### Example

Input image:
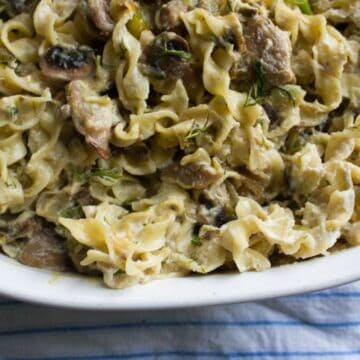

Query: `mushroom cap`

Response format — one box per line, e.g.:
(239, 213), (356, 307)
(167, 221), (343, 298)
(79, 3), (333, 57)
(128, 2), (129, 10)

(39, 46), (96, 82)
(141, 32), (192, 80)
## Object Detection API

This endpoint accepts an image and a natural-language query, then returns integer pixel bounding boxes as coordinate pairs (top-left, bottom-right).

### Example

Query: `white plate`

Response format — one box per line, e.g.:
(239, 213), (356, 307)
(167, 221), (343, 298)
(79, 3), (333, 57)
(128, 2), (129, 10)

(0, 247), (359, 310)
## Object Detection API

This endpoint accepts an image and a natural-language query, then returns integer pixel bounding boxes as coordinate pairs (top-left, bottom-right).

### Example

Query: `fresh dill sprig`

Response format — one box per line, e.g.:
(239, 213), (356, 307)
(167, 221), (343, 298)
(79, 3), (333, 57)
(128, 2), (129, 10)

(245, 62), (296, 108)
(244, 60), (266, 107)
(185, 115), (210, 143)
(274, 86), (296, 106)
(69, 164), (122, 183)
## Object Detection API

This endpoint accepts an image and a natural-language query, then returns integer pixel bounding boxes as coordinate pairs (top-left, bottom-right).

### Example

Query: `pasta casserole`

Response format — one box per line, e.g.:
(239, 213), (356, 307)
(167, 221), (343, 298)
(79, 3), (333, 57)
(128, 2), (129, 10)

(0, 0), (359, 288)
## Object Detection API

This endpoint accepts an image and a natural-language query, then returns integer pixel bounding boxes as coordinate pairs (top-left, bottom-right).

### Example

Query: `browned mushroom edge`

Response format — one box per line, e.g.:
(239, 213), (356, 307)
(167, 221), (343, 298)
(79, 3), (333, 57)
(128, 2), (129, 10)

(161, 161), (221, 190)
(0, 213), (70, 271)
(39, 46), (96, 82)
(140, 32), (192, 81)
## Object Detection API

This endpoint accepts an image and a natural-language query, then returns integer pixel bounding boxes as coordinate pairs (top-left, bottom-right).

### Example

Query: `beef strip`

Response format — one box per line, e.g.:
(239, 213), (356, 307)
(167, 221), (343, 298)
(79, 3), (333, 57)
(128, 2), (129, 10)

(0, 213), (69, 271)
(161, 161), (221, 190)
(238, 15), (295, 86)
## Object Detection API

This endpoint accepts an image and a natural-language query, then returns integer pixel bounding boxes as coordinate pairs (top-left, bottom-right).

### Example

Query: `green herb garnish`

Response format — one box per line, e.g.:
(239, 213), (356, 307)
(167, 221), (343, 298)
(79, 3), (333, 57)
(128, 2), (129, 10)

(244, 60), (266, 107)
(245, 62), (297, 109)
(141, 65), (166, 80)
(59, 205), (84, 219)
(162, 46), (192, 59)
(226, 0), (233, 13)
(69, 165), (122, 183)
(185, 115), (210, 143)
(254, 60), (265, 96)
(91, 168), (122, 182)
(205, 30), (235, 49)
(285, 128), (306, 155)
(273, 86), (296, 106)
(191, 235), (202, 247)
(286, 0), (312, 15)
(158, 35), (192, 60)
(114, 269), (126, 275)
(293, 225), (309, 231)
(6, 105), (18, 119)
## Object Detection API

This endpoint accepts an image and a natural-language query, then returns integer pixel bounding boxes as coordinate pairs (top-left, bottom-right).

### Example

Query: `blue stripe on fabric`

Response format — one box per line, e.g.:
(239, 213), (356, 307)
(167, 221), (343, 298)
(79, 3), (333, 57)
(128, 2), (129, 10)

(20, 350), (360, 360)
(3, 320), (360, 337)
(295, 292), (360, 298)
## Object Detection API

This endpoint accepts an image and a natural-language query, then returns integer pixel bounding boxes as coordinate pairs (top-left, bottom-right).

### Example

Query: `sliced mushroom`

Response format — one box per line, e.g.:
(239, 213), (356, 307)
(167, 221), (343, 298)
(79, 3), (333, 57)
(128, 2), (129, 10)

(240, 15), (295, 86)
(0, 212), (69, 271)
(87, 0), (114, 34)
(39, 46), (96, 82)
(67, 80), (120, 159)
(0, 0), (39, 16)
(197, 203), (236, 226)
(140, 32), (192, 80)
(161, 161), (221, 190)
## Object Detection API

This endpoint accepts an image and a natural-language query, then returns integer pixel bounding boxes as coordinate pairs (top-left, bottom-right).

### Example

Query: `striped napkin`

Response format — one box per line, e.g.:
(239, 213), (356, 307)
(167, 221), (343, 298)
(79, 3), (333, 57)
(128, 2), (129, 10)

(1, 281), (360, 360)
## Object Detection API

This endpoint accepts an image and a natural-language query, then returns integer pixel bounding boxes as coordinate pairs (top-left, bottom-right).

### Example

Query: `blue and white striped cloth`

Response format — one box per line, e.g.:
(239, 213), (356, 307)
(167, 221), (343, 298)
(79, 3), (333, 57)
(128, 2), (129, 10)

(1, 281), (360, 360)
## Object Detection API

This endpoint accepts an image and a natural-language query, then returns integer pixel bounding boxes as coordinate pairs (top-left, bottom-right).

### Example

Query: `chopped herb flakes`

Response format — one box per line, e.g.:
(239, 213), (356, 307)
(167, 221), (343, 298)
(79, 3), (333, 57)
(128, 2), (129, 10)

(59, 205), (84, 219)
(91, 168), (122, 182)
(206, 31), (235, 49)
(69, 165), (122, 183)
(191, 235), (202, 247)
(185, 115), (210, 143)
(285, 128), (307, 155)
(6, 106), (18, 119)
(286, 0), (312, 15)
(245, 63), (296, 108)
(244, 60), (266, 106)
(293, 225), (309, 231)
(141, 65), (166, 80)
(162, 46), (192, 60)
(273, 87), (296, 106)
(114, 269), (126, 275)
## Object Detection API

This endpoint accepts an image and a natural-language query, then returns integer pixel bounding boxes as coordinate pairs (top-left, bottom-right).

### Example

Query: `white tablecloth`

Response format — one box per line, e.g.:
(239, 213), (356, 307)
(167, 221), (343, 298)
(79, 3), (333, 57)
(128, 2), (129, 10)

(1, 281), (360, 359)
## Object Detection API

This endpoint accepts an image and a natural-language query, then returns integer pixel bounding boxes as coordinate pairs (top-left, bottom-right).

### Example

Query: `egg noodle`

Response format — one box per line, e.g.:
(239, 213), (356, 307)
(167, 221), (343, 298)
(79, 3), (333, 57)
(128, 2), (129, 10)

(0, 0), (359, 288)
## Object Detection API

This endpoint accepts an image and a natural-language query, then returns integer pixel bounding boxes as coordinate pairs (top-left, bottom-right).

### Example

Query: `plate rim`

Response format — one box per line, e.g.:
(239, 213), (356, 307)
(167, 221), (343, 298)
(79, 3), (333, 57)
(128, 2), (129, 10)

(0, 246), (359, 310)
